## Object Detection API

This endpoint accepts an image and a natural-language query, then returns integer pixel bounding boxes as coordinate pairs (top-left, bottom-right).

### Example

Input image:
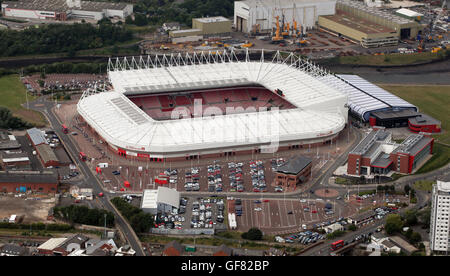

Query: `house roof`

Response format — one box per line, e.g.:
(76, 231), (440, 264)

(36, 144), (59, 164)
(0, 244), (29, 255)
(38, 238), (67, 251)
(389, 236), (418, 253)
(59, 234), (89, 250)
(0, 170), (58, 184)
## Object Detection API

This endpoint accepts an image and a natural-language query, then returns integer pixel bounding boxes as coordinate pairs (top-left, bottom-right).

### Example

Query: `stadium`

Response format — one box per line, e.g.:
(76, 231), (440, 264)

(76, 50), (349, 161)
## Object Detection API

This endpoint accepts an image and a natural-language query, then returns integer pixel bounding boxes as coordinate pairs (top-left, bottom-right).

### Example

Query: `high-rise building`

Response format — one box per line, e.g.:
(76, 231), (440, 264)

(430, 180), (450, 253)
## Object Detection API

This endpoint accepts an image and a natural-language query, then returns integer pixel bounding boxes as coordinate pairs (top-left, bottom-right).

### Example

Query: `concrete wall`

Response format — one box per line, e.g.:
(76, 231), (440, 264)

(3, 7), (56, 20)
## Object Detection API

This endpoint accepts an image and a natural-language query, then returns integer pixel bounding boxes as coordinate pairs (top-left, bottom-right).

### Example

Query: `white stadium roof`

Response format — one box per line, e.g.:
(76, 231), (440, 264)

(77, 51), (348, 157)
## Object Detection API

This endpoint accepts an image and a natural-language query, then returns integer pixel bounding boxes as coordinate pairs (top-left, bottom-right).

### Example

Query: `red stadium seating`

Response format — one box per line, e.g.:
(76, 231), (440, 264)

(126, 86), (294, 121)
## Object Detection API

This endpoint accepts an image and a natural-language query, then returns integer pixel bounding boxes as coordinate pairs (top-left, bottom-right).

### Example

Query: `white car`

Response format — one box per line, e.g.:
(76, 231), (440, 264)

(254, 207), (262, 211)
(300, 199), (306, 203)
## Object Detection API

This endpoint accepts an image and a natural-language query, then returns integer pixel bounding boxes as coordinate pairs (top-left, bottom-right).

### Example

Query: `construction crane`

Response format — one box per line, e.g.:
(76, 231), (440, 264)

(272, 15), (283, 42)
(431, 0), (447, 33)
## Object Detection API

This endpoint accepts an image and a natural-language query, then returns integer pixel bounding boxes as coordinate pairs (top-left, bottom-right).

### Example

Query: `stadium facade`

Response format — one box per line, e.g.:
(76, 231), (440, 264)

(77, 50), (349, 161)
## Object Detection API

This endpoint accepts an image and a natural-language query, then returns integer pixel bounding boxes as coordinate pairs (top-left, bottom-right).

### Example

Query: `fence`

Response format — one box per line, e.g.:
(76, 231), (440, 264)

(150, 228), (215, 235)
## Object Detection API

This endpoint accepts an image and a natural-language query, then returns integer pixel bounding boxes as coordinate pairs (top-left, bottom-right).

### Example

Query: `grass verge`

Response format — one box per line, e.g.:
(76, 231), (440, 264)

(0, 74), (47, 127)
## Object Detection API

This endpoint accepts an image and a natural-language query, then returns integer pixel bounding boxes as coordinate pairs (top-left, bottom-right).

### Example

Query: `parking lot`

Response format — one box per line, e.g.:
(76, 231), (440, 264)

(152, 196), (226, 231)
(235, 198), (356, 235)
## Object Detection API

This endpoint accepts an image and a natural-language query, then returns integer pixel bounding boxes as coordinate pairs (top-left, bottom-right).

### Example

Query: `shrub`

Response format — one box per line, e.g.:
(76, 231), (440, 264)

(241, 227), (263, 241)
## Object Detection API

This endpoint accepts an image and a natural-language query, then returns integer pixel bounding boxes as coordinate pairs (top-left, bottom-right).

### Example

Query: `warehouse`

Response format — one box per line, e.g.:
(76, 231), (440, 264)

(141, 187), (180, 215)
(169, 16), (232, 39)
(234, 0), (336, 34)
(318, 10), (399, 48)
(192, 16), (232, 36)
(0, 170), (58, 193)
(318, 0), (424, 47)
(1, 0), (133, 21)
(395, 8), (423, 22)
(0, 132), (20, 150)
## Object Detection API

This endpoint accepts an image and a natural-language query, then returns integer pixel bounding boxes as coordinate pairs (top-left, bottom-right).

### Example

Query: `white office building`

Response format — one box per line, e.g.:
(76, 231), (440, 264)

(430, 180), (450, 253)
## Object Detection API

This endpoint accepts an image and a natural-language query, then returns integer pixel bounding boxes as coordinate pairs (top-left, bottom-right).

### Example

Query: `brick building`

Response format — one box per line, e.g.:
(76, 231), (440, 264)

(26, 128), (59, 168)
(274, 156), (312, 192)
(347, 128), (434, 176)
(0, 170), (58, 193)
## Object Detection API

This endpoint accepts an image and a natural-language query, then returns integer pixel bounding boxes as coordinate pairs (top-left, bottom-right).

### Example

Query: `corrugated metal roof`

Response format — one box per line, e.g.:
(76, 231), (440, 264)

(27, 128), (48, 146)
(157, 186), (180, 209)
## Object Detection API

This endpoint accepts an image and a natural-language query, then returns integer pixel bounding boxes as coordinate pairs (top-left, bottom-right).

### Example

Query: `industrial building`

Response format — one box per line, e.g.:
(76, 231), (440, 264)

(395, 8), (423, 22)
(0, 132), (20, 150)
(26, 128), (60, 168)
(430, 180), (450, 253)
(318, 0), (424, 47)
(192, 16), (232, 36)
(0, 170), (58, 193)
(141, 187), (180, 215)
(0, 152), (30, 170)
(234, 0), (336, 34)
(169, 16), (232, 39)
(274, 156), (312, 192)
(1, 0), (133, 21)
(347, 128), (434, 176)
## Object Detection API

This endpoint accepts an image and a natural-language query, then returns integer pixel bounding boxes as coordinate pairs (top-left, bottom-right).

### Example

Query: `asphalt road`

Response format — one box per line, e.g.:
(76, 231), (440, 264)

(26, 94), (447, 257)
(28, 96), (145, 256)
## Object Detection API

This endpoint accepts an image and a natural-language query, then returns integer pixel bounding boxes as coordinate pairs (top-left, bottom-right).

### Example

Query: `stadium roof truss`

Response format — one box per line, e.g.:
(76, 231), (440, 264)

(78, 49), (349, 156)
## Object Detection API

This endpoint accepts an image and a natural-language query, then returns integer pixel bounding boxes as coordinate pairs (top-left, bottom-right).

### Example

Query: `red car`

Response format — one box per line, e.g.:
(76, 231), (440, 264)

(312, 210), (317, 214)
(98, 192), (104, 197)
(263, 199), (270, 203)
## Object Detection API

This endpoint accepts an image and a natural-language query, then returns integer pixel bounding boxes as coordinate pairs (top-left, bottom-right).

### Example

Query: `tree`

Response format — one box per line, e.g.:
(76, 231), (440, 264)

(418, 207), (431, 228)
(242, 227), (263, 240)
(403, 210), (418, 226)
(360, 175), (366, 184)
(410, 232), (422, 243)
(348, 224), (357, 231)
(133, 13), (148, 26)
(385, 214), (403, 235)
(125, 15), (134, 25)
(404, 184), (411, 195)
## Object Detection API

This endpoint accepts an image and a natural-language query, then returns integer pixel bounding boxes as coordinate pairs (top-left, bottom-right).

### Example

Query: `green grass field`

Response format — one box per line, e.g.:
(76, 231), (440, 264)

(0, 74), (47, 127)
(413, 180), (435, 192)
(379, 84), (450, 173)
(416, 143), (450, 174)
(337, 51), (445, 66)
(379, 85), (450, 145)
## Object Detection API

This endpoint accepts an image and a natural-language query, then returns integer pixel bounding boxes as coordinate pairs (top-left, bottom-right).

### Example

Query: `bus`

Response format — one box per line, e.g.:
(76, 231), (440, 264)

(62, 124), (69, 134)
(331, 240), (344, 251)
(79, 152), (87, 161)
